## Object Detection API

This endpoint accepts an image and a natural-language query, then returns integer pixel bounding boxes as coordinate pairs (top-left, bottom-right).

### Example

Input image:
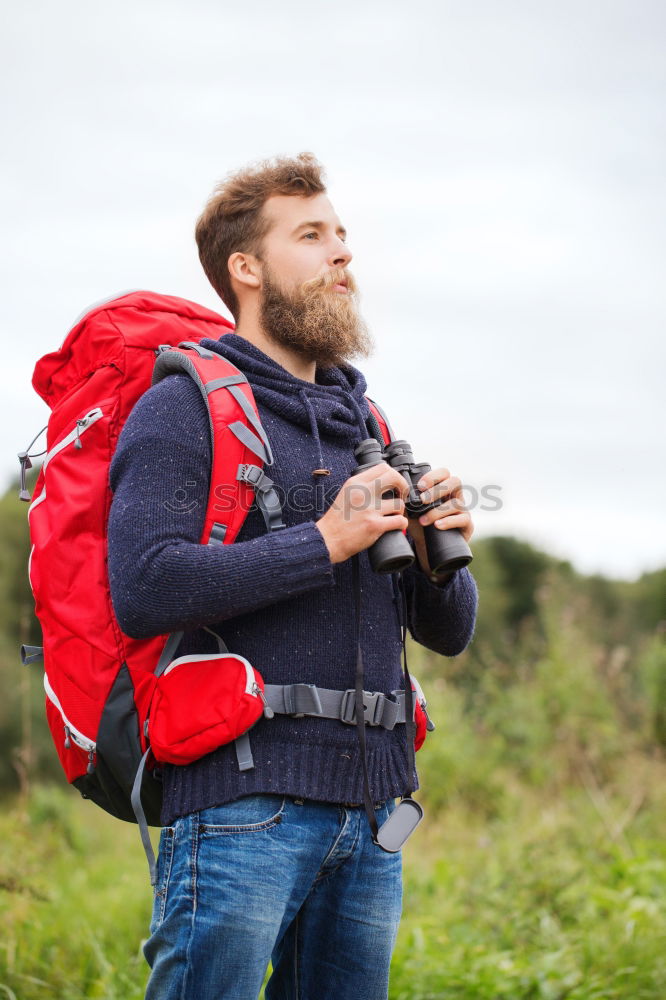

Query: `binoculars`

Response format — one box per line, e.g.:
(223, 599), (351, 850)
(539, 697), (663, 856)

(352, 438), (474, 576)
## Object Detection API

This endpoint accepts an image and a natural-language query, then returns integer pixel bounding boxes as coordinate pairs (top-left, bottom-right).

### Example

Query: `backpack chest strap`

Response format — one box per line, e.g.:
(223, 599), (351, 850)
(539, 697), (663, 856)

(236, 464), (285, 533)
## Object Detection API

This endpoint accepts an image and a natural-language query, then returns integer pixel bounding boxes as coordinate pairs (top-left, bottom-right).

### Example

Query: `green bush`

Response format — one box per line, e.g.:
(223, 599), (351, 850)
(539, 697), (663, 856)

(637, 634), (666, 748)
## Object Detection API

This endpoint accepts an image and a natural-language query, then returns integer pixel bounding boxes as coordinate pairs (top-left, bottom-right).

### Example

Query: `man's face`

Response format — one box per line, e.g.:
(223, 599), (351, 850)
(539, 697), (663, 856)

(255, 193), (372, 369)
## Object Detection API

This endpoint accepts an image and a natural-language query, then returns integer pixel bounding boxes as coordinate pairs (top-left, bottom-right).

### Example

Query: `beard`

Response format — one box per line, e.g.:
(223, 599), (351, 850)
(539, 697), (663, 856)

(258, 265), (374, 370)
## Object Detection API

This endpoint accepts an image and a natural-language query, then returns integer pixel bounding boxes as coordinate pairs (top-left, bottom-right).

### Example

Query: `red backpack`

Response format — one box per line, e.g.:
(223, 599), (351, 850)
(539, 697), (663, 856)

(20, 290), (395, 836)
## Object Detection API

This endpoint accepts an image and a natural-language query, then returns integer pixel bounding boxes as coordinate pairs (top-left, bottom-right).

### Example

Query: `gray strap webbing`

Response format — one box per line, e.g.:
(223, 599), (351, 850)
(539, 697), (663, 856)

(237, 465), (285, 533)
(255, 489), (285, 533)
(229, 421), (269, 464)
(225, 385), (274, 464)
(234, 732), (254, 771)
(153, 350), (274, 465)
(202, 626), (229, 654)
(205, 375), (247, 393)
(21, 645), (43, 665)
(208, 522), (227, 545)
(131, 749), (158, 886)
(155, 629), (227, 673)
(152, 350), (202, 386)
(263, 684), (409, 730)
(178, 341), (215, 359)
(155, 632), (184, 678)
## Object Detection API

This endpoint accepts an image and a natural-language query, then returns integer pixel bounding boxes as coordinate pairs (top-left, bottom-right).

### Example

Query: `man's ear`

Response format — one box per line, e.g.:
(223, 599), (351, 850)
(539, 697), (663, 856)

(228, 252), (261, 290)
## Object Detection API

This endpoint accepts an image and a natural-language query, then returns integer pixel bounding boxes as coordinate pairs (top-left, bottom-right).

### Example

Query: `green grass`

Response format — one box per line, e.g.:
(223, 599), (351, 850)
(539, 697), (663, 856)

(1, 759), (665, 1000)
(394, 779), (666, 999)
(1, 786), (150, 1000)
(2, 533), (664, 998)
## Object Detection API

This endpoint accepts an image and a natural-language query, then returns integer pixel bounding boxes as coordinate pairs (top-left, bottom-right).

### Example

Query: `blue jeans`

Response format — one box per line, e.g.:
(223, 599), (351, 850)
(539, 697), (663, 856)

(144, 794), (402, 1000)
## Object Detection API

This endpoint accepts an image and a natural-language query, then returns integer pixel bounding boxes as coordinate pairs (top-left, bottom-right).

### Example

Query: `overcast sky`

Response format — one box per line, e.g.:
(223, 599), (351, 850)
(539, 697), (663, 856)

(2, 0), (664, 579)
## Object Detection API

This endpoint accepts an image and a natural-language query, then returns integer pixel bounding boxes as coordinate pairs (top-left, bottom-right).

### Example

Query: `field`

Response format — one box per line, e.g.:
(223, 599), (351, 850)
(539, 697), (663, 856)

(2, 721), (664, 999)
(2, 519), (665, 998)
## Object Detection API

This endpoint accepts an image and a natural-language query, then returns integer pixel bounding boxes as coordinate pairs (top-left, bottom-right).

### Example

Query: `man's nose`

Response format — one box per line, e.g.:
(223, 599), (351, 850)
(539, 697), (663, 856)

(328, 237), (352, 268)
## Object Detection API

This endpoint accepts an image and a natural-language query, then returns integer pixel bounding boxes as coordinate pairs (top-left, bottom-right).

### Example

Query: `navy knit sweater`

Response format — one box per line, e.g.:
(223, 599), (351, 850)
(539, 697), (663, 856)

(108, 333), (478, 824)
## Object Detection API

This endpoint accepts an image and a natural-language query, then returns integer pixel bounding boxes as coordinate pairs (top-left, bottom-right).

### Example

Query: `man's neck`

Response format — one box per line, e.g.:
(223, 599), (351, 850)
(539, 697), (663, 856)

(233, 315), (316, 383)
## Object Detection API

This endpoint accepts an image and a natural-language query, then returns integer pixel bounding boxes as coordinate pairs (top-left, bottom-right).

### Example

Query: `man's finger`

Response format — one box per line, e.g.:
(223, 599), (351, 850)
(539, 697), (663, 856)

(432, 511), (473, 542)
(418, 496), (466, 524)
(420, 475), (462, 504)
(354, 462), (409, 499)
(416, 467), (450, 495)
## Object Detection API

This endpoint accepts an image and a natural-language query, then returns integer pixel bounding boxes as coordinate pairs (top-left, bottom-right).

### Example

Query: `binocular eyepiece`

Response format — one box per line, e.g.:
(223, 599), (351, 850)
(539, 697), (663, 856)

(352, 438), (474, 577)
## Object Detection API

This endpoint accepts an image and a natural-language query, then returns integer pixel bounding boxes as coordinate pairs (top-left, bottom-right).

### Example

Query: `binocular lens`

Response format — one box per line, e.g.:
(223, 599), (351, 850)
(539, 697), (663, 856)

(352, 436), (473, 576)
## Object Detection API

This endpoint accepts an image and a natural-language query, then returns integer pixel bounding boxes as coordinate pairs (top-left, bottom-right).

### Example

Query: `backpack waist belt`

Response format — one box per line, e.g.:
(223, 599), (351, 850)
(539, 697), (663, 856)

(263, 683), (411, 730)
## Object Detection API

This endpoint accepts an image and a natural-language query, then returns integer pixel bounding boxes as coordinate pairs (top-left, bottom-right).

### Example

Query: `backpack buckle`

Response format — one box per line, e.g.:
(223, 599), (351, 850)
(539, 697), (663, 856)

(237, 463), (263, 488)
(237, 464), (286, 534)
(340, 689), (385, 727)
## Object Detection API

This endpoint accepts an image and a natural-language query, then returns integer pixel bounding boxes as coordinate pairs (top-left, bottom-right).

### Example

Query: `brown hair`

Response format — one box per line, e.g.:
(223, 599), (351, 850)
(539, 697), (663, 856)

(195, 152), (327, 317)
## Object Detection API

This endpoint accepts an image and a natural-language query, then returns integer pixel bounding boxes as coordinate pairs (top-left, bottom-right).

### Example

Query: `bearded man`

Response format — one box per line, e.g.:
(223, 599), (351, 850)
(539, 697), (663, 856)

(108, 153), (478, 1000)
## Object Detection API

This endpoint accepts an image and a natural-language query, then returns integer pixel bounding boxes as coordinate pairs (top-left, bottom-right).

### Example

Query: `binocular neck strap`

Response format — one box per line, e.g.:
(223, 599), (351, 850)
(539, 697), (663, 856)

(351, 556), (416, 847)
(397, 574), (417, 795)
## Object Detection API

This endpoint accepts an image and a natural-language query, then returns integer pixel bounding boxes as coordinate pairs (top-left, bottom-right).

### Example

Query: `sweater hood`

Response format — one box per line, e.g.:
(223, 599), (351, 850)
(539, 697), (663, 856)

(200, 333), (371, 447)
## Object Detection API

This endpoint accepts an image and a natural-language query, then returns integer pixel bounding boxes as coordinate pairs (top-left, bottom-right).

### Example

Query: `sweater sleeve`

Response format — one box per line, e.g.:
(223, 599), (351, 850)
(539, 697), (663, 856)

(401, 560), (478, 657)
(107, 374), (334, 639)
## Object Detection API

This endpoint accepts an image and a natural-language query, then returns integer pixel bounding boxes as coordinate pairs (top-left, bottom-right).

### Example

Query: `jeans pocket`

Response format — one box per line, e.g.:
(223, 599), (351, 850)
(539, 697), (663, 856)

(198, 794), (286, 835)
(151, 826), (175, 931)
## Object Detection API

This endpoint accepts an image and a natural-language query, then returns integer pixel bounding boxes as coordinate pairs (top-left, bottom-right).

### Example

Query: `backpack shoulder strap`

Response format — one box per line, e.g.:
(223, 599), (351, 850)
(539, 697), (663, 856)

(365, 396), (394, 447)
(153, 343), (285, 545)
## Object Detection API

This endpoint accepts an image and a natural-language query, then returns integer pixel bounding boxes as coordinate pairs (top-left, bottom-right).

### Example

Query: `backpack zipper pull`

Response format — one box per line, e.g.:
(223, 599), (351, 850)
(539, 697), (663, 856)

(74, 409), (102, 450)
(63, 725), (71, 749)
(86, 748), (95, 774)
(17, 425), (48, 502)
(421, 703), (436, 732)
(74, 418), (86, 449)
(253, 682), (274, 719)
(18, 451), (33, 502)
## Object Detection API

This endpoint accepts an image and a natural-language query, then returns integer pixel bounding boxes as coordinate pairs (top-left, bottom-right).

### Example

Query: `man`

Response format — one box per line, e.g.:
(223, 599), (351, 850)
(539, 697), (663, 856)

(108, 152), (478, 1000)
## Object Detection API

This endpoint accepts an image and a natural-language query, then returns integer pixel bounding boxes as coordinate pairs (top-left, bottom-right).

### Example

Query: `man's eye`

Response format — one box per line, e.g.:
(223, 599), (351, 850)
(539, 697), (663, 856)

(303, 232), (318, 240)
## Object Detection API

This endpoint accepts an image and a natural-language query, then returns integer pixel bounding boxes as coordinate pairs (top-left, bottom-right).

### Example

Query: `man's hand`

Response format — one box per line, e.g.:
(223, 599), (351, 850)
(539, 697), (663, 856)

(315, 463), (410, 564)
(408, 468), (474, 577)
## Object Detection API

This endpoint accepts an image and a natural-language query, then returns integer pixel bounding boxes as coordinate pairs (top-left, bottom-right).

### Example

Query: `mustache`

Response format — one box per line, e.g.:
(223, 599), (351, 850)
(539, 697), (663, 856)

(301, 267), (358, 298)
